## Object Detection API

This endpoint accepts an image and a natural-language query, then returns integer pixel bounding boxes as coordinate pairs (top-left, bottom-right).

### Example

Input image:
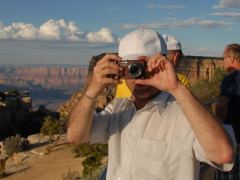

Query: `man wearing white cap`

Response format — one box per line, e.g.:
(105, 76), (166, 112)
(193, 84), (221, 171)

(67, 28), (234, 180)
(115, 34), (189, 99)
(163, 34), (190, 88)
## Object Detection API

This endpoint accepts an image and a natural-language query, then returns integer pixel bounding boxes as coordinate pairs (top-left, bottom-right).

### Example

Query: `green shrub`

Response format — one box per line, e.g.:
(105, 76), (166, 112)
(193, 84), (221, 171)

(61, 167), (104, 180)
(92, 144), (108, 157)
(72, 143), (108, 179)
(2, 135), (29, 157)
(40, 116), (63, 139)
(61, 169), (80, 180)
(59, 115), (68, 132)
(190, 67), (226, 102)
(72, 144), (94, 158)
(72, 143), (108, 158)
(82, 153), (101, 178)
(80, 166), (105, 180)
(0, 171), (7, 179)
(7, 88), (19, 97)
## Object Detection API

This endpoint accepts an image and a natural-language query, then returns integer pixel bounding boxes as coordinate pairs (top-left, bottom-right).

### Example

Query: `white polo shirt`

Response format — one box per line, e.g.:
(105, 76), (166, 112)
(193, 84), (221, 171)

(91, 92), (233, 180)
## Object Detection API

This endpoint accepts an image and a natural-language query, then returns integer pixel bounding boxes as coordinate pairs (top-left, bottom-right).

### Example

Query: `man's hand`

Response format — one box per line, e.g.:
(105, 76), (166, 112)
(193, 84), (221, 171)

(135, 53), (180, 92)
(86, 54), (122, 98)
(68, 53), (122, 144)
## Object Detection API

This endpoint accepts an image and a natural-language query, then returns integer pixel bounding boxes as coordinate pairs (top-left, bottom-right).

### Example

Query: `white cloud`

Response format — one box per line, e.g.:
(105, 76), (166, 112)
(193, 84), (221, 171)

(119, 17), (232, 30)
(86, 28), (117, 43)
(0, 22), (38, 40)
(197, 48), (209, 53)
(185, 47), (220, 57)
(188, 18), (231, 28)
(213, 0), (240, 9)
(0, 21), (4, 28)
(211, 12), (240, 18)
(146, 4), (186, 9)
(38, 19), (82, 41)
(0, 19), (117, 43)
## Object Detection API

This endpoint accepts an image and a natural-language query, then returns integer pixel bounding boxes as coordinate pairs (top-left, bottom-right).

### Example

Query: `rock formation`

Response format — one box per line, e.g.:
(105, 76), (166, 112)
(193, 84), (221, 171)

(0, 54), (226, 169)
(0, 56), (223, 91)
(0, 89), (59, 141)
(178, 56), (223, 83)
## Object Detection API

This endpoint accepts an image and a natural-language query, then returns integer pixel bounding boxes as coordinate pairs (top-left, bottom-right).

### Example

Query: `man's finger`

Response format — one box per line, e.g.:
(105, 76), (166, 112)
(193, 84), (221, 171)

(96, 53), (122, 65)
(138, 56), (150, 61)
(103, 77), (119, 85)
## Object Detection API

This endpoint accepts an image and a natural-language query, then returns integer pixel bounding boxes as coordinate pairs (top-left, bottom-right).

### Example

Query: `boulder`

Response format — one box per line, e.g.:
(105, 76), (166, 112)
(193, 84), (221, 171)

(12, 152), (28, 165)
(27, 134), (49, 144)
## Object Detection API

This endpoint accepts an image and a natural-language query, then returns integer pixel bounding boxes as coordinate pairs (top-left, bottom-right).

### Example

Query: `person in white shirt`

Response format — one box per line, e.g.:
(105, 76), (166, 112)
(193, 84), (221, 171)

(67, 28), (234, 180)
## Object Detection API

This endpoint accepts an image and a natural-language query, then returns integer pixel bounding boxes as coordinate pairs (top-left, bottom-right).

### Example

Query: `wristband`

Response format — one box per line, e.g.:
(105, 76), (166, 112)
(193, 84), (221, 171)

(84, 91), (97, 101)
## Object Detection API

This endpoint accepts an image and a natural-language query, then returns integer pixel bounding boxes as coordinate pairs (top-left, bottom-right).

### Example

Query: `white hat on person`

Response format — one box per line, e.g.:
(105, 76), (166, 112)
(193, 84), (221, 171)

(118, 28), (168, 60)
(162, 34), (182, 50)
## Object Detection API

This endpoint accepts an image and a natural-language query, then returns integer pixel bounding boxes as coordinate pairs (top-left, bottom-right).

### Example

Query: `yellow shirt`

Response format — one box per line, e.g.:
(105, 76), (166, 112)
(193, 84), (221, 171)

(115, 80), (132, 98)
(115, 73), (190, 98)
(177, 73), (190, 89)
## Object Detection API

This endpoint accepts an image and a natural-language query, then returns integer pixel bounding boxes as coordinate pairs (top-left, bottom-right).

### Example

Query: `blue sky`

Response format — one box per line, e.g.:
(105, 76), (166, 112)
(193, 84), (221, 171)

(0, 0), (240, 65)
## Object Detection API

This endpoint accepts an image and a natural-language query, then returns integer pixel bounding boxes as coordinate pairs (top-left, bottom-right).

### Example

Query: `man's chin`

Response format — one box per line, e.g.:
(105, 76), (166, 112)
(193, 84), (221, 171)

(133, 85), (160, 99)
(134, 84), (149, 90)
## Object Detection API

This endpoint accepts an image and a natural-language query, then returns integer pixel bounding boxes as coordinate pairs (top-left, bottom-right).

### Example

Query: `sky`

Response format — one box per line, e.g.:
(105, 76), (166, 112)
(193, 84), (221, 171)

(0, 0), (240, 65)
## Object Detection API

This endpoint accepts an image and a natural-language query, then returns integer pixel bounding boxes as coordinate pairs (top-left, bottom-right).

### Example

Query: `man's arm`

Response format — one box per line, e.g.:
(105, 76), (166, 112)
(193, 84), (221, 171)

(170, 84), (234, 164)
(67, 54), (122, 144)
(136, 53), (234, 164)
(67, 91), (96, 144)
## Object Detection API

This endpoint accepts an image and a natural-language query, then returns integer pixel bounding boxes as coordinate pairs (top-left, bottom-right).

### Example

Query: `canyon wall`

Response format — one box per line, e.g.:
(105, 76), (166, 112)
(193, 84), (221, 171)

(178, 56), (223, 83)
(0, 66), (88, 90)
(0, 56), (224, 90)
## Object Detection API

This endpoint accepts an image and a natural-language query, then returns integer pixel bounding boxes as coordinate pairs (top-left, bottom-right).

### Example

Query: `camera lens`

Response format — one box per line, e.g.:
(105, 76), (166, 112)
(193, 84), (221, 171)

(128, 63), (142, 78)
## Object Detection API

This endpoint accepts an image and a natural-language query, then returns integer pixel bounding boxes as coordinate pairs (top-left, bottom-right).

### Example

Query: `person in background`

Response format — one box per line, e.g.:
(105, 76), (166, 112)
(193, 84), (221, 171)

(115, 33), (190, 99)
(215, 43), (240, 179)
(163, 34), (190, 88)
(67, 28), (234, 180)
(114, 79), (132, 98)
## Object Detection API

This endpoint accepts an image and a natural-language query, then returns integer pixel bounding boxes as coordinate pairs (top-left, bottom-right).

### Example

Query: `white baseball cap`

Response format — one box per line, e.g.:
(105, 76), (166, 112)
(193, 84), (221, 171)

(162, 34), (182, 50)
(118, 28), (168, 59)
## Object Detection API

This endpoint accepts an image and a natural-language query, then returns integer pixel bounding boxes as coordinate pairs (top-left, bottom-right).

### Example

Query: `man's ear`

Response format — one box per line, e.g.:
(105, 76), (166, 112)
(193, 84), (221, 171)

(230, 56), (236, 64)
(173, 52), (179, 65)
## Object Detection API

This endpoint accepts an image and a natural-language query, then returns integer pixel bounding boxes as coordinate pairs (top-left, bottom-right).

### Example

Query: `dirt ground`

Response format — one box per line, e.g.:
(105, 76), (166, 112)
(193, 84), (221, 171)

(3, 138), (84, 180)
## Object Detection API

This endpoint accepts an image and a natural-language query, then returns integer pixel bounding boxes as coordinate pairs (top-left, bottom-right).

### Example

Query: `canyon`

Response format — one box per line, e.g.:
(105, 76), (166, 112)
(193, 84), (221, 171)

(0, 65), (88, 110)
(0, 55), (223, 141)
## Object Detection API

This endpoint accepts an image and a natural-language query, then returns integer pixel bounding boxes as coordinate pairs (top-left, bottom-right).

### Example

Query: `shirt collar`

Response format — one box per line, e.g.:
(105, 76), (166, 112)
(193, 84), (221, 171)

(146, 92), (172, 109)
(124, 91), (172, 111)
